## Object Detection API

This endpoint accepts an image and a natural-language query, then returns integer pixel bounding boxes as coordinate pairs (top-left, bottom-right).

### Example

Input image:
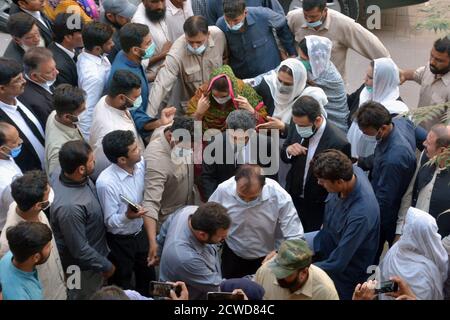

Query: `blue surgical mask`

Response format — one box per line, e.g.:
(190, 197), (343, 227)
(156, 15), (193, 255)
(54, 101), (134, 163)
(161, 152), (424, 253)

(141, 42), (156, 60)
(306, 19), (323, 28)
(226, 19), (245, 32)
(365, 85), (374, 93)
(127, 95), (143, 112)
(187, 43), (207, 55)
(295, 124), (316, 139)
(2, 144), (23, 158)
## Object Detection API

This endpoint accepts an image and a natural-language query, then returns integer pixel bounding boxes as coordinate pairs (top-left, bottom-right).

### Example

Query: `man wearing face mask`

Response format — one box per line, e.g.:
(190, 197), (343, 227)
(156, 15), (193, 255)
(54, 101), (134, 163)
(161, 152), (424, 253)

(281, 96), (351, 232)
(4, 13), (45, 64)
(147, 16), (226, 118)
(18, 48), (59, 130)
(110, 23), (177, 142)
(0, 171), (67, 300)
(51, 140), (115, 300)
(209, 164), (303, 279)
(287, 0), (389, 81)
(355, 102), (416, 264)
(217, 0), (296, 79)
(0, 123), (23, 234)
(77, 22), (115, 141)
(0, 221), (53, 300)
(45, 85), (86, 179)
(255, 239), (339, 300)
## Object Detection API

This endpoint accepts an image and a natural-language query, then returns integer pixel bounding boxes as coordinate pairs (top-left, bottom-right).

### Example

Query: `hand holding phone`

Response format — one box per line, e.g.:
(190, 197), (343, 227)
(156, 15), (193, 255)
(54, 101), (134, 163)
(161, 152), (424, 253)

(374, 280), (399, 294)
(149, 281), (181, 298)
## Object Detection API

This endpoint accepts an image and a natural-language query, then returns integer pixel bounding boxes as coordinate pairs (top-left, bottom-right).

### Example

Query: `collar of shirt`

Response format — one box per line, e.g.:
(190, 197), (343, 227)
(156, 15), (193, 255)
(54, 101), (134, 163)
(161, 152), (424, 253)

(117, 51), (143, 69)
(301, 9), (331, 31)
(59, 172), (89, 188)
(271, 267), (313, 298)
(52, 113), (82, 135)
(166, 0), (186, 16)
(245, 10), (256, 26)
(22, 9), (42, 21)
(377, 123), (397, 154)
(24, 74), (52, 94)
(0, 99), (19, 112)
(309, 117), (327, 146)
(435, 70), (450, 86)
(111, 157), (144, 181)
(80, 51), (110, 66)
(55, 42), (75, 59)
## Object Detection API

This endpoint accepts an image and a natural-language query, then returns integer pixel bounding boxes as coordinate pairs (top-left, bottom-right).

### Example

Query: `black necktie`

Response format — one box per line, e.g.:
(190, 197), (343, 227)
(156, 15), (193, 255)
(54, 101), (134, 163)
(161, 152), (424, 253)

(295, 138), (310, 197)
(16, 106), (45, 146)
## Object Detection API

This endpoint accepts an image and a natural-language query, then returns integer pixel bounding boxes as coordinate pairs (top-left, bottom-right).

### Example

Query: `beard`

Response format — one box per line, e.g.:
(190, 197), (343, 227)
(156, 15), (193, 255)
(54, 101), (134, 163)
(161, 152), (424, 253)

(145, 7), (166, 22)
(430, 63), (450, 75)
(277, 278), (299, 290)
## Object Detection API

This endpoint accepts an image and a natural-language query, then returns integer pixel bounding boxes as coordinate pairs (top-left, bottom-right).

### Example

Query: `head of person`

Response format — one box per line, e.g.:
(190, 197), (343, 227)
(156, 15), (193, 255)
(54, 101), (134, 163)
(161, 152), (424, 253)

(53, 84), (86, 127)
(209, 75), (232, 105)
(0, 122), (23, 159)
(189, 202), (231, 244)
(430, 36), (450, 75)
(108, 70), (142, 111)
(0, 58), (27, 100)
(292, 95), (324, 139)
(23, 47), (58, 86)
(91, 286), (130, 300)
(5, 221), (52, 266)
(234, 164), (266, 204)
(7, 12), (43, 51)
(52, 13), (84, 49)
(12, 0), (45, 12)
(223, 0), (246, 32)
(297, 38), (312, 72)
(82, 22), (115, 56)
(183, 16), (209, 56)
(312, 149), (354, 193)
(268, 239), (313, 292)
(59, 140), (95, 178)
(143, 0), (166, 22)
(102, 130), (141, 168)
(355, 101), (392, 142)
(226, 109), (256, 146)
(302, 0), (328, 29)
(276, 59), (307, 98)
(166, 116), (195, 150)
(120, 22), (155, 61)
(220, 278), (265, 300)
(423, 124), (450, 160)
(103, 0), (137, 28)
(11, 170), (50, 213)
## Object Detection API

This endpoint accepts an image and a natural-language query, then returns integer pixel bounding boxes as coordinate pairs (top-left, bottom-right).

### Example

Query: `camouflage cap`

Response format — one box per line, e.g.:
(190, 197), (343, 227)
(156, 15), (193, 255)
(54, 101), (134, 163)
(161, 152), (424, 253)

(268, 239), (313, 279)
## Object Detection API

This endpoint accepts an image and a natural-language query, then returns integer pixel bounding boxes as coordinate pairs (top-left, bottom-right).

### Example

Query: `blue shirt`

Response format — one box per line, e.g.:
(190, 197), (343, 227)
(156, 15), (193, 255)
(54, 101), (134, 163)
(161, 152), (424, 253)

(314, 167), (380, 300)
(0, 251), (43, 300)
(206, 0), (285, 25)
(108, 51), (155, 138)
(371, 119), (416, 234)
(216, 7), (296, 79)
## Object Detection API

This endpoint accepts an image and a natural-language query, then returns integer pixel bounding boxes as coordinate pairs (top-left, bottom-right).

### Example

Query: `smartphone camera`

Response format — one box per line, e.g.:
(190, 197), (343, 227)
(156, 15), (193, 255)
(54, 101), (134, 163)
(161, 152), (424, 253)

(149, 281), (181, 298)
(374, 280), (399, 294)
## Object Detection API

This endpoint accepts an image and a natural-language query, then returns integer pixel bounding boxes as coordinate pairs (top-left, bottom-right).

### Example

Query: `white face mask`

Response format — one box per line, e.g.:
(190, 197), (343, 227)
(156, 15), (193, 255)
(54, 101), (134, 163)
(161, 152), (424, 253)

(213, 95), (231, 105)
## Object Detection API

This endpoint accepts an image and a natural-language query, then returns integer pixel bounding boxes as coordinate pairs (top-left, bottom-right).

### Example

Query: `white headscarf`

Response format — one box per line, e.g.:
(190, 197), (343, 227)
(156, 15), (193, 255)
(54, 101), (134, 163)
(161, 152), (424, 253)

(347, 57), (409, 157)
(300, 86), (328, 118)
(380, 207), (449, 300)
(263, 58), (307, 123)
(305, 35), (333, 80)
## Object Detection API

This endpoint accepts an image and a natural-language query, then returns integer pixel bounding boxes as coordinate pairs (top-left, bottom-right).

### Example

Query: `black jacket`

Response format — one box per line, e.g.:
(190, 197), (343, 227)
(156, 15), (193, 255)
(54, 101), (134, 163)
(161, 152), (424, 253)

(48, 42), (78, 87)
(3, 41), (25, 62)
(18, 79), (54, 129)
(10, 4), (54, 46)
(201, 131), (278, 200)
(281, 121), (351, 231)
(0, 107), (43, 172)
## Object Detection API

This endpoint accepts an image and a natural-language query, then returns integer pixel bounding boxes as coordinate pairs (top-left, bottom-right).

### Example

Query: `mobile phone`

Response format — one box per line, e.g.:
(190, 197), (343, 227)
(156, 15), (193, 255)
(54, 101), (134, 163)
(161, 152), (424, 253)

(374, 280), (399, 294)
(149, 281), (181, 298)
(207, 292), (245, 300)
(119, 194), (140, 213)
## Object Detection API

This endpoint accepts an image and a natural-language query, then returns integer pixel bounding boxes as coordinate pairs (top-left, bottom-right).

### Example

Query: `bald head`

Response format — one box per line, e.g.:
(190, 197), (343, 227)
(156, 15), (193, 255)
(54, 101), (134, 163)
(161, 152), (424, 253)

(234, 164), (266, 202)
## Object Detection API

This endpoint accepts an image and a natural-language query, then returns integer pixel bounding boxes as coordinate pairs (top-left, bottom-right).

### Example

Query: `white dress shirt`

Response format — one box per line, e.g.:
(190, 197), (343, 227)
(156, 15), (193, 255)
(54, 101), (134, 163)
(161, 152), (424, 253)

(55, 42), (75, 59)
(208, 177), (304, 260)
(89, 96), (144, 177)
(0, 100), (45, 168)
(0, 157), (22, 231)
(96, 157), (145, 235)
(165, 0), (194, 42)
(76, 51), (111, 140)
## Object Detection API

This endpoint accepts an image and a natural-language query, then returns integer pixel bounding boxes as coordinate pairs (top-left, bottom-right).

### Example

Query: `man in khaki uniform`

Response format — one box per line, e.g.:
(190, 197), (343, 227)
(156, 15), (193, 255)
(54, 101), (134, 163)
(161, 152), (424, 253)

(287, 0), (389, 80)
(147, 15), (227, 117)
(255, 239), (339, 300)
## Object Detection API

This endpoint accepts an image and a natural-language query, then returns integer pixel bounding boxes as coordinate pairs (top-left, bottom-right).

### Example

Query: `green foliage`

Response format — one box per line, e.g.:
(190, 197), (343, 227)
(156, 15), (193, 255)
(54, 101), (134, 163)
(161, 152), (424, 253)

(416, 1), (450, 33)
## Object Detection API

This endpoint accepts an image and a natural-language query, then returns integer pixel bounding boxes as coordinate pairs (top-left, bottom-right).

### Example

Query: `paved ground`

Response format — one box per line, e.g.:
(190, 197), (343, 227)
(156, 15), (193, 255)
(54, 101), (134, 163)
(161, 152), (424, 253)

(0, 0), (446, 109)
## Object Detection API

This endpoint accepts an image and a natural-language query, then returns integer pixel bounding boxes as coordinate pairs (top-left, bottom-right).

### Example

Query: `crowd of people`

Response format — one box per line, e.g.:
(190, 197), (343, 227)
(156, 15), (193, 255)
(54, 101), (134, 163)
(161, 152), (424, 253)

(0, 0), (449, 301)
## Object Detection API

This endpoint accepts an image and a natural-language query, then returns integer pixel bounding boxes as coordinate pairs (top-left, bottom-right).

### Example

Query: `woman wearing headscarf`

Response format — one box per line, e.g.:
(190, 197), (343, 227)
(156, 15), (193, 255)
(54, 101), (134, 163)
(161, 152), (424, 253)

(380, 207), (448, 300)
(298, 35), (349, 133)
(186, 65), (267, 133)
(347, 57), (410, 159)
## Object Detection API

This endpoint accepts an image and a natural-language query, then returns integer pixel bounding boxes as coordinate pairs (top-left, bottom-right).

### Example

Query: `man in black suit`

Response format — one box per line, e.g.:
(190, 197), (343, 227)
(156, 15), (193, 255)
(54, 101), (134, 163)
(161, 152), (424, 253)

(202, 109), (279, 200)
(281, 96), (351, 232)
(48, 13), (84, 87)
(10, 0), (54, 46)
(18, 47), (59, 129)
(3, 13), (44, 63)
(0, 58), (45, 172)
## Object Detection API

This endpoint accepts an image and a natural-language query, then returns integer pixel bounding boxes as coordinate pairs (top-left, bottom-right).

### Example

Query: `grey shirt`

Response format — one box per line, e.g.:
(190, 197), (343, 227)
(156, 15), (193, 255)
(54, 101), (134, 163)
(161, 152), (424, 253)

(50, 173), (112, 273)
(157, 206), (222, 300)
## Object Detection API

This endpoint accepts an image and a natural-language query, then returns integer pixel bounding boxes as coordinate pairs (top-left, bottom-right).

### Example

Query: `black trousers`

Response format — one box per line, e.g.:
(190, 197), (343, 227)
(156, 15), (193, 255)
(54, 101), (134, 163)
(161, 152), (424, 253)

(293, 196), (325, 233)
(106, 229), (155, 296)
(221, 241), (265, 279)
